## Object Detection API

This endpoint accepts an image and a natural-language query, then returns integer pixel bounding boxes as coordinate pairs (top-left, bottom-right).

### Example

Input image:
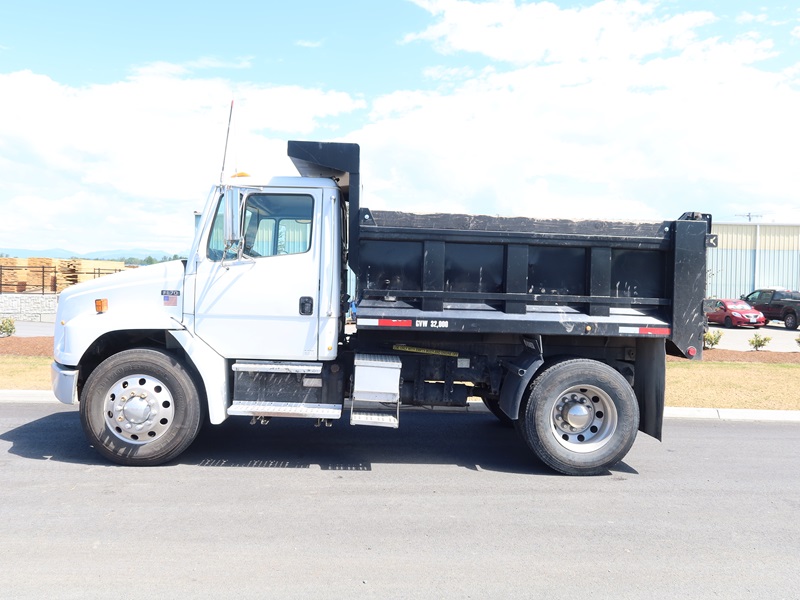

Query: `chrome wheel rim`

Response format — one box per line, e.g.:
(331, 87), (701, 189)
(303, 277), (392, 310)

(103, 373), (175, 445)
(549, 384), (618, 453)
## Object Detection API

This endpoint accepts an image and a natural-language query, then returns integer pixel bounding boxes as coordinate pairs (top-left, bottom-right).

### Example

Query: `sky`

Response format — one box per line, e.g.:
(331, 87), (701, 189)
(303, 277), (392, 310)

(1, 0), (799, 255)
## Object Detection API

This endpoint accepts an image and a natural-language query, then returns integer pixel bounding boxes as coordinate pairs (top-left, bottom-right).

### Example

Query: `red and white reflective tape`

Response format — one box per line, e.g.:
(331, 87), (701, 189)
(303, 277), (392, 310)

(357, 318), (413, 328)
(619, 326), (671, 335)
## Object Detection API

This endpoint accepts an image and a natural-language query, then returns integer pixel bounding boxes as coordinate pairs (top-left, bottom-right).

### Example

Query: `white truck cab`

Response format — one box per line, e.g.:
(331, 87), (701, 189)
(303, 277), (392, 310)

(52, 169), (348, 464)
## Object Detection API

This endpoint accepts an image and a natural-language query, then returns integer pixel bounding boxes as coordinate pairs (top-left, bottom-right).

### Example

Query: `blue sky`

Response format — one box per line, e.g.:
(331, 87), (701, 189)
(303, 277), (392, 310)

(1, 0), (799, 254)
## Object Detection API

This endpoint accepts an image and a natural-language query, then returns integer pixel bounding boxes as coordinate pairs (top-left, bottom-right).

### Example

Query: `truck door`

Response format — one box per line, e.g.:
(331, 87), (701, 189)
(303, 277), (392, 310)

(745, 290), (774, 320)
(193, 189), (322, 360)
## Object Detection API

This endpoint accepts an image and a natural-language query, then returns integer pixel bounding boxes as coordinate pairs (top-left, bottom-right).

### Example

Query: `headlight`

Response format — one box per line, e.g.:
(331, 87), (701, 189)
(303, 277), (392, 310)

(732, 312), (742, 318)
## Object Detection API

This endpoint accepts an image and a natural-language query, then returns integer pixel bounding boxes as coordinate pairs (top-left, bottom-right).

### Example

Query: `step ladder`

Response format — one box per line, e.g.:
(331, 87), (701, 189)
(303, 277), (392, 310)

(350, 354), (402, 428)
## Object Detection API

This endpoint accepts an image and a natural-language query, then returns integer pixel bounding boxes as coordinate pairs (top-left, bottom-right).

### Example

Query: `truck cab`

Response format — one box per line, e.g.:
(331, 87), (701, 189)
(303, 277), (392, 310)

(190, 178), (342, 362)
(53, 166), (350, 453)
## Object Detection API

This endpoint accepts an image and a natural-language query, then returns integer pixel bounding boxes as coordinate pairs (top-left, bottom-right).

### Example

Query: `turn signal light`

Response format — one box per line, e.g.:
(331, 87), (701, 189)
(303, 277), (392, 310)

(95, 298), (108, 313)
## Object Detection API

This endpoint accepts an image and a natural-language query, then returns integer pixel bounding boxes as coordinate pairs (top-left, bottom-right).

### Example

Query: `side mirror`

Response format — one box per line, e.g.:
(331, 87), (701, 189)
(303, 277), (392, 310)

(223, 187), (242, 248)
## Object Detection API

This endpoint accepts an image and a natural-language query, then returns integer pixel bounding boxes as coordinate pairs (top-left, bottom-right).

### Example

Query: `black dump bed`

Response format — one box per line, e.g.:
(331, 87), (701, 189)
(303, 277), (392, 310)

(287, 140), (711, 359)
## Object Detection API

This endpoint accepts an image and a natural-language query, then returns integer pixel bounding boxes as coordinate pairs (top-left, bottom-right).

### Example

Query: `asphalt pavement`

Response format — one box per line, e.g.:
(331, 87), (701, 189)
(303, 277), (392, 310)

(1, 402), (798, 599)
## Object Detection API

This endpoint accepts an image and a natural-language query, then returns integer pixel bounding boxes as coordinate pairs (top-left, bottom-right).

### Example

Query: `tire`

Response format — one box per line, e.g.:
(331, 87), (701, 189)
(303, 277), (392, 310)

(784, 313), (798, 330)
(514, 359), (639, 476)
(80, 348), (203, 466)
(724, 316), (733, 328)
(482, 397), (514, 427)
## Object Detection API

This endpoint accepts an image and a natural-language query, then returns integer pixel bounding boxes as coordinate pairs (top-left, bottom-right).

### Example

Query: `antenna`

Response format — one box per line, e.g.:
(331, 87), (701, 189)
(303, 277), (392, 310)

(735, 213), (762, 222)
(219, 100), (234, 183)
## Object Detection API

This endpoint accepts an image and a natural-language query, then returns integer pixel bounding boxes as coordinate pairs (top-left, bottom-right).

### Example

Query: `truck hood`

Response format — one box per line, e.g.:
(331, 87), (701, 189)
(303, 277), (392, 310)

(54, 260), (187, 365)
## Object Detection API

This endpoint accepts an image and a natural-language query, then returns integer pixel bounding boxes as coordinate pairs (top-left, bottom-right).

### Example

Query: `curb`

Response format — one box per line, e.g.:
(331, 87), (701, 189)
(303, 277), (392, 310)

(0, 390), (61, 403)
(2, 390), (800, 422)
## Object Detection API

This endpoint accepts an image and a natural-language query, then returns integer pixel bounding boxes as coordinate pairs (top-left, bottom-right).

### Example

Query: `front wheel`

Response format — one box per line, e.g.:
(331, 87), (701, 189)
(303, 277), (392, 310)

(80, 348), (203, 466)
(515, 359), (639, 476)
(784, 313), (798, 330)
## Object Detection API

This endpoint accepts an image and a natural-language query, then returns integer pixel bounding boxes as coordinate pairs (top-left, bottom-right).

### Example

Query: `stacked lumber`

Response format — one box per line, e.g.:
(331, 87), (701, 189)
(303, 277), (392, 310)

(1, 257), (124, 293)
(56, 259), (124, 291)
(26, 257), (58, 292)
(0, 257), (25, 292)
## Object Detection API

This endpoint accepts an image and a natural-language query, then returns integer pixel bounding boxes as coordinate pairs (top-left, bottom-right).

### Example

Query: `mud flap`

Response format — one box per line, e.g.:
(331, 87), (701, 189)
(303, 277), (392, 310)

(498, 342), (545, 421)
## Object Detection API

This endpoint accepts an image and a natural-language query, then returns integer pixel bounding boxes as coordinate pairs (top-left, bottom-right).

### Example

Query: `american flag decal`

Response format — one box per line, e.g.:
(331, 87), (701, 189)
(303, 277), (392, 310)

(161, 290), (179, 306)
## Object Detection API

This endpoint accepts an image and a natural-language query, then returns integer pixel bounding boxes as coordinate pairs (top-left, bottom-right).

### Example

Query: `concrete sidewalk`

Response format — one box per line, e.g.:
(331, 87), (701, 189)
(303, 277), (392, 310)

(2, 390), (799, 422)
(7, 321), (55, 337)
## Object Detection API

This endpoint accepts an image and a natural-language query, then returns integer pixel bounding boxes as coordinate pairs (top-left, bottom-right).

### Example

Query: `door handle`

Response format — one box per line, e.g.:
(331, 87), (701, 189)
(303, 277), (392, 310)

(299, 296), (314, 316)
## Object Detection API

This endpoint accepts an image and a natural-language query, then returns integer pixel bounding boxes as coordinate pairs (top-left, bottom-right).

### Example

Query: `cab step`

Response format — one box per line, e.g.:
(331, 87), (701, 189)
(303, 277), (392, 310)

(227, 401), (342, 420)
(350, 410), (400, 428)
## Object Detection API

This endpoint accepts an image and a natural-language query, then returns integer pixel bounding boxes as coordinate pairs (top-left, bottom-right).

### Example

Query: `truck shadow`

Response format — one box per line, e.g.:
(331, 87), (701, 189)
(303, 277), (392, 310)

(0, 410), (98, 465)
(184, 410), (552, 475)
(1, 409), (638, 476)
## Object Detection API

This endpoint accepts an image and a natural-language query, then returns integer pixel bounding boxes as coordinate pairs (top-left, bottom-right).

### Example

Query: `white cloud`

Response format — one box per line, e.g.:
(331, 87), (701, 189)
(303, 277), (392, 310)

(792, 25), (800, 40)
(736, 12), (768, 24)
(295, 39), (324, 48)
(405, 0), (717, 64)
(0, 66), (365, 253)
(356, 0), (800, 222)
(3, 0), (800, 256)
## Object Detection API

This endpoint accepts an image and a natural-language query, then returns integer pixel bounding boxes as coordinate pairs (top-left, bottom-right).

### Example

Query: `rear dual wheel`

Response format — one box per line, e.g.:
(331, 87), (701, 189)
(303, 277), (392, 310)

(515, 359), (639, 476)
(80, 348), (203, 466)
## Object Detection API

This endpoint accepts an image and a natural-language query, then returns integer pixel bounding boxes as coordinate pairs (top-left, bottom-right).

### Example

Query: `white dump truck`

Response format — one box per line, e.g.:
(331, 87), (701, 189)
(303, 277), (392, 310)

(52, 141), (712, 475)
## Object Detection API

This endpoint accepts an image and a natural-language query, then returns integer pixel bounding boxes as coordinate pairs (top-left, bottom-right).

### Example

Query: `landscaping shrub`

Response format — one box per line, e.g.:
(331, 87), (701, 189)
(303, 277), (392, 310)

(748, 332), (771, 351)
(0, 317), (15, 338)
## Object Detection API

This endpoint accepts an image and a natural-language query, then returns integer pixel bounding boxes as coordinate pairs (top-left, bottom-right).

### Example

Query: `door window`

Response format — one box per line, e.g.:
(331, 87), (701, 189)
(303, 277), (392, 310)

(243, 194), (313, 258)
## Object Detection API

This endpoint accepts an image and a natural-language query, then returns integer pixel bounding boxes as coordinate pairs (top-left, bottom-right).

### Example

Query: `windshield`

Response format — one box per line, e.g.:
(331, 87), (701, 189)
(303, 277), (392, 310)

(725, 301), (752, 310)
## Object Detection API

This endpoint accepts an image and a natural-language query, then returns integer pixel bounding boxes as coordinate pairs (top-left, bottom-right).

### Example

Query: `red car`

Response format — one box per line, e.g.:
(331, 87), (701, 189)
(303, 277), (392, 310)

(705, 299), (765, 328)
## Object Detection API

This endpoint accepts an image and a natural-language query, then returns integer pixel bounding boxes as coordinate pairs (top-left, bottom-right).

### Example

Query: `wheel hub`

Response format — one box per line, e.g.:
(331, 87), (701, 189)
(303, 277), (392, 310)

(550, 385), (618, 453)
(559, 394), (593, 430)
(556, 393), (594, 432)
(121, 394), (153, 424)
(103, 374), (175, 445)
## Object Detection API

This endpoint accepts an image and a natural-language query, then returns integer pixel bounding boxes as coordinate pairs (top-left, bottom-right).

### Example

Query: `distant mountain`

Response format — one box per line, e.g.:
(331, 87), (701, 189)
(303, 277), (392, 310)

(0, 247), (181, 261)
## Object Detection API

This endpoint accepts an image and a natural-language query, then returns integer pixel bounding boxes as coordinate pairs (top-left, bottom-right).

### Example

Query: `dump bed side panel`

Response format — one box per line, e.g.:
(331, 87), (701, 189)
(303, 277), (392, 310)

(354, 210), (708, 359)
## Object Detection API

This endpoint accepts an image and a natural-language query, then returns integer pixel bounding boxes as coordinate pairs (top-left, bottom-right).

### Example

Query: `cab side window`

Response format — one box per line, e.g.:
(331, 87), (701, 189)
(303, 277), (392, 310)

(242, 194), (313, 258)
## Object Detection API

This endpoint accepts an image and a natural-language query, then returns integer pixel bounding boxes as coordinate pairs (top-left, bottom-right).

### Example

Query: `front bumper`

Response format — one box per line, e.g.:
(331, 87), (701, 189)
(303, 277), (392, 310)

(732, 317), (765, 327)
(51, 362), (79, 405)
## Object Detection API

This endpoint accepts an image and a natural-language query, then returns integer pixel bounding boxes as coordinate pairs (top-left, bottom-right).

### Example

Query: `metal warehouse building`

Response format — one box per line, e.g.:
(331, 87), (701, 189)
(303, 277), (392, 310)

(706, 223), (800, 299)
